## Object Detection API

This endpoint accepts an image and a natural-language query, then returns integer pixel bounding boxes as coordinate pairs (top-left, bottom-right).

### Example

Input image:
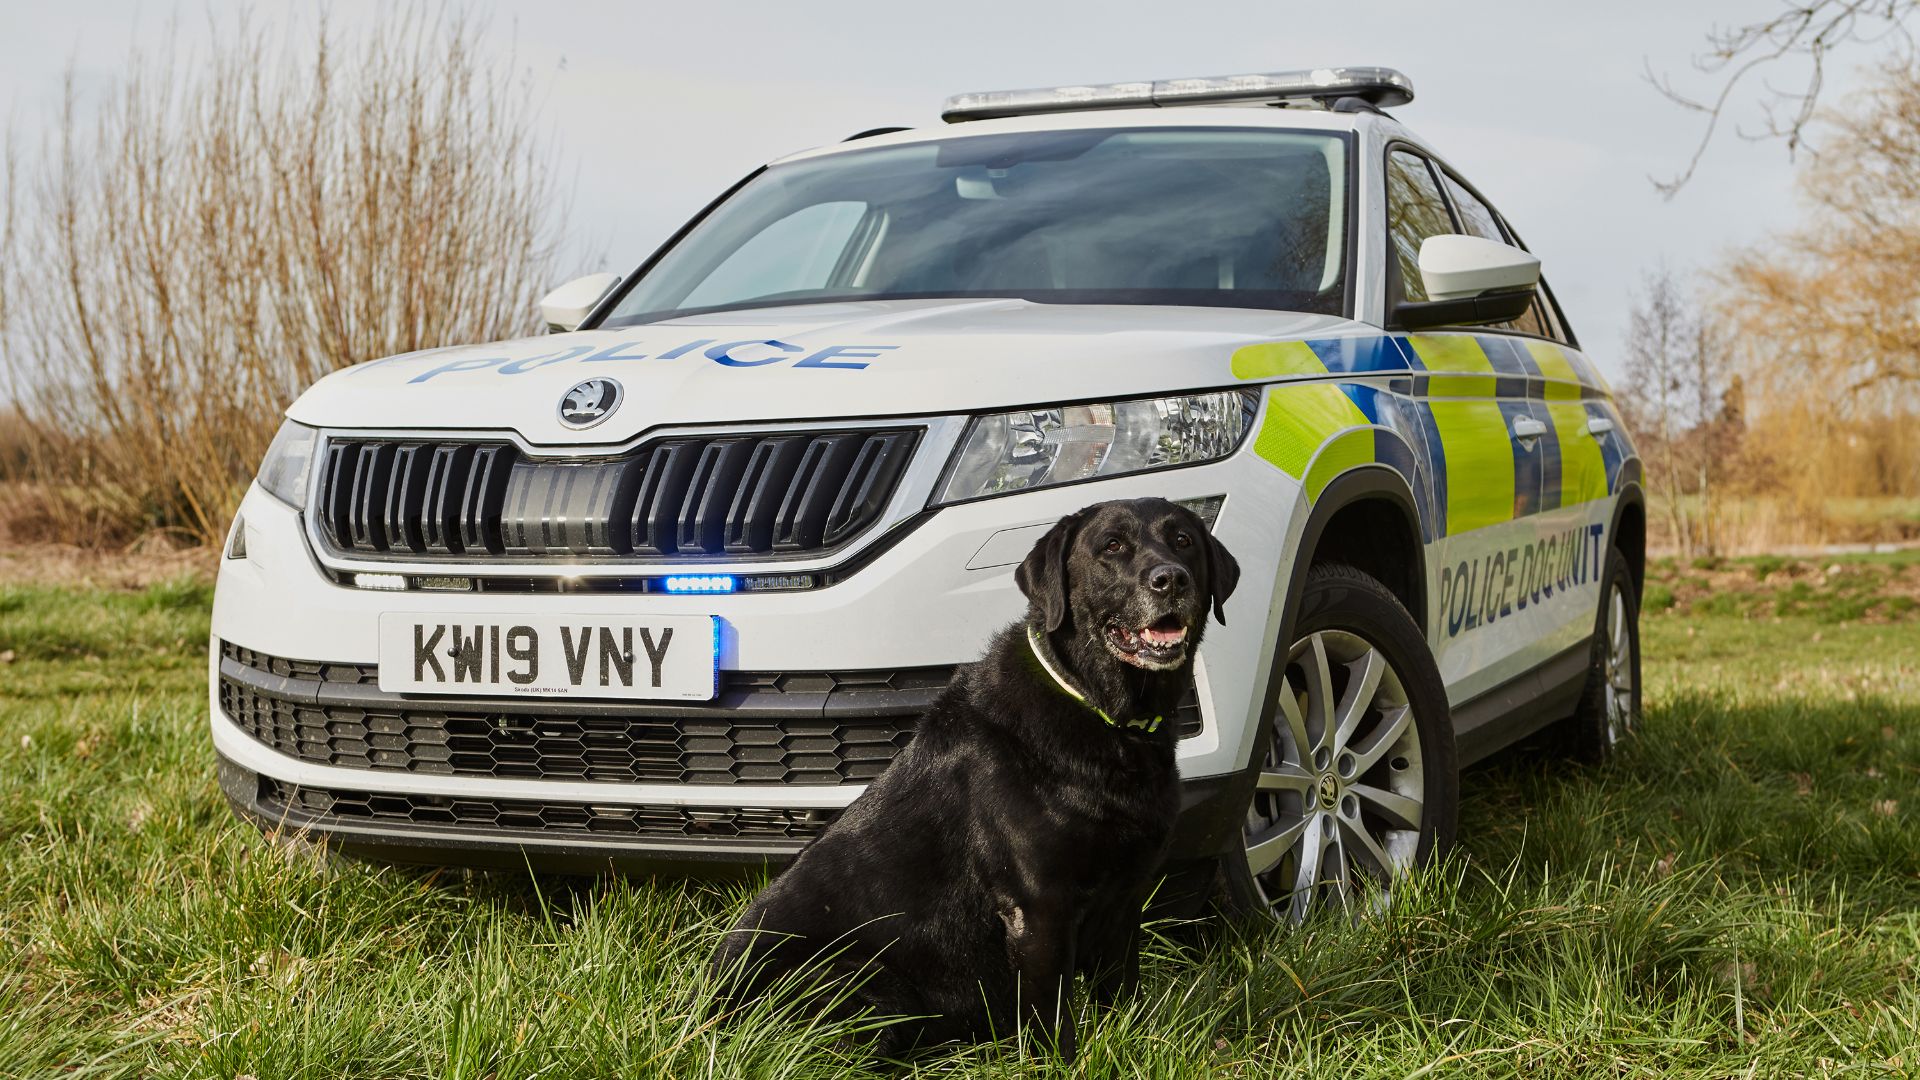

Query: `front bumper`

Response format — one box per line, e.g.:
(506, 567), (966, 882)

(210, 436), (1301, 876)
(217, 748), (1253, 888)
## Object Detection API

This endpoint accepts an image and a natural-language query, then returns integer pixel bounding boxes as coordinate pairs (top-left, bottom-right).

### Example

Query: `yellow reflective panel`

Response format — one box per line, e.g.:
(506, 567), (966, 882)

(1304, 428), (1377, 502)
(1231, 340), (1326, 380)
(1406, 334), (1495, 374)
(1424, 373), (1498, 399)
(1428, 400), (1514, 533)
(1253, 383), (1369, 479)
(1549, 402), (1609, 505)
(1524, 341), (1584, 401)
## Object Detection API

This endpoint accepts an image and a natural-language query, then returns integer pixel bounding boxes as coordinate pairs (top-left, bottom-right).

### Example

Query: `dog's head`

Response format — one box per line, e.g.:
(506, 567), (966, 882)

(1015, 498), (1240, 672)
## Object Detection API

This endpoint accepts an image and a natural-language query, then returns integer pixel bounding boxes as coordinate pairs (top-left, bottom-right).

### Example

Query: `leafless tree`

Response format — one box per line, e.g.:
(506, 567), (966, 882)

(0, 7), (569, 546)
(1622, 267), (1732, 556)
(1652, 1), (1916, 195)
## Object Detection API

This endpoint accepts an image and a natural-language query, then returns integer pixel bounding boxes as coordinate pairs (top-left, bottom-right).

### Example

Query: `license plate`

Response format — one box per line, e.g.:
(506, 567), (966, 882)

(376, 614), (719, 701)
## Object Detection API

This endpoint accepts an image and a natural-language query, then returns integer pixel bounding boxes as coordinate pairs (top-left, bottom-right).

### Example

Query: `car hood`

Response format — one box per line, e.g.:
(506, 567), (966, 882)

(287, 298), (1370, 444)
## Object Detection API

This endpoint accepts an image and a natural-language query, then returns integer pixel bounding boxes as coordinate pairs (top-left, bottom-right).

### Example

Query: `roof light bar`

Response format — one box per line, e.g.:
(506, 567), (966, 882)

(941, 66), (1413, 123)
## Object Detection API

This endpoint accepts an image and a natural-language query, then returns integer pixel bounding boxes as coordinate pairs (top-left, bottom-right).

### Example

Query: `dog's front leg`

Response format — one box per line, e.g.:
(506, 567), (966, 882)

(999, 902), (1079, 1062)
(1085, 921), (1141, 1008)
(1080, 887), (1148, 1008)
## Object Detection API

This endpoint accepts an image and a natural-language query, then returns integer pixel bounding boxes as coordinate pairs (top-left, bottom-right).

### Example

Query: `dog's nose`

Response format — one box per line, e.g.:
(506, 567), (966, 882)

(1147, 563), (1190, 593)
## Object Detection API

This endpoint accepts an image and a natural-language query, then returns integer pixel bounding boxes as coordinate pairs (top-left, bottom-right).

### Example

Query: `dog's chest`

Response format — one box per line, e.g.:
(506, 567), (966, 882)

(1034, 752), (1178, 856)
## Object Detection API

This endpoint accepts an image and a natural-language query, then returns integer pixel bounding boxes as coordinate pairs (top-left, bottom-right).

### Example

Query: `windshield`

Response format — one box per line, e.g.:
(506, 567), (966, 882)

(601, 127), (1349, 326)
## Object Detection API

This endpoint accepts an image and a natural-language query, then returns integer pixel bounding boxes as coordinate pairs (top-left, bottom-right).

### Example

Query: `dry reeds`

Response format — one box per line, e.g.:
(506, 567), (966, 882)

(0, 8), (567, 547)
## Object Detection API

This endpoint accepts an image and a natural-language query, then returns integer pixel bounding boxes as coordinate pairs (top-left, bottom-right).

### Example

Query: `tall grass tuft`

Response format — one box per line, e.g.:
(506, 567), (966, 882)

(0, 7), (568, 547)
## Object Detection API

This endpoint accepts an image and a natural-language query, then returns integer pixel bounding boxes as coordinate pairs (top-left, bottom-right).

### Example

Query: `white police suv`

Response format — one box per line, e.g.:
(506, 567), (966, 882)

(212, 67), (1645, 921)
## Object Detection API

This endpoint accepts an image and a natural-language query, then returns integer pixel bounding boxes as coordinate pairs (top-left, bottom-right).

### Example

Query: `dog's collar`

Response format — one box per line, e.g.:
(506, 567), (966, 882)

(1025, 626), (1164, 735)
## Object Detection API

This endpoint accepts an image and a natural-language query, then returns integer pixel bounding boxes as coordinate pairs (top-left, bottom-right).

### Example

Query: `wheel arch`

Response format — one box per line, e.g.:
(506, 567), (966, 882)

(1282, 466), (1429, 639)
(1608, 480), (1647, 601)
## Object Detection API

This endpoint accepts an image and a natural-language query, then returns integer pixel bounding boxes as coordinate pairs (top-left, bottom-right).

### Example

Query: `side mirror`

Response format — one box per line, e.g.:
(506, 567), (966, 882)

(539, 273), (621, 333)
(1392, 235), (1541, 330)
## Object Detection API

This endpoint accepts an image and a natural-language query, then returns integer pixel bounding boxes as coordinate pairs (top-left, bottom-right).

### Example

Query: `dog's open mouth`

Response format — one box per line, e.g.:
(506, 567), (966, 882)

(1105, 614), (1190, 669)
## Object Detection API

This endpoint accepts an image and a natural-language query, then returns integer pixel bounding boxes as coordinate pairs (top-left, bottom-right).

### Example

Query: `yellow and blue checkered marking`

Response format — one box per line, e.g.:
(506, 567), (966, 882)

(1232, 332), (1636, 539)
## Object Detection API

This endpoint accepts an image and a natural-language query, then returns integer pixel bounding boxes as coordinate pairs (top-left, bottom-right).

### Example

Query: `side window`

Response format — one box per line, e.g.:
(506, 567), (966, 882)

(1384, 150), (1454, 304)
(1443, 173), (1568, 345)
(1507, 296), (1554, 340)
(1439, 174), (1503, 242)
(1539, 280), (1578, 347)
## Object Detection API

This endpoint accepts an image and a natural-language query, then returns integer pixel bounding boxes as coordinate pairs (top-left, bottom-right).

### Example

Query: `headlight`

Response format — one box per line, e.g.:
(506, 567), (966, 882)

(933, 390), (1256, 505)
(256, 420), (318, 509)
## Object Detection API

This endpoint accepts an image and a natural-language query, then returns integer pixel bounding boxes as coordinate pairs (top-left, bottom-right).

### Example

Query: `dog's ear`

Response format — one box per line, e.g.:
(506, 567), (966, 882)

(1015, 511), (1083, 633)
(1204, 529), (1240, 625)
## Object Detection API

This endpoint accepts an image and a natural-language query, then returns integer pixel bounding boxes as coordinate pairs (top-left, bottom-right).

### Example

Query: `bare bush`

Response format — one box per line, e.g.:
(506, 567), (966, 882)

(0, 9), (566, 547)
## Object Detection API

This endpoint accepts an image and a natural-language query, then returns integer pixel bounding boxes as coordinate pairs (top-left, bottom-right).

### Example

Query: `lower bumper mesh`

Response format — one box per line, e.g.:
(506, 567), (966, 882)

(259, 778), (834, 841)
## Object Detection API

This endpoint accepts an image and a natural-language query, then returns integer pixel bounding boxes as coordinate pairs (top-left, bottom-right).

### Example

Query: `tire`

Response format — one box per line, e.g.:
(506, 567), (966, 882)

(1221, 562), (1458, 923)
(1561, 547), (1642, 764)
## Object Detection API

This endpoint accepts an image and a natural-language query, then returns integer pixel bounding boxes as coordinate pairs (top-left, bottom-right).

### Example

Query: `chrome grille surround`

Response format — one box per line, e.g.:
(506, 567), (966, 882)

(299, 415), (969, 577)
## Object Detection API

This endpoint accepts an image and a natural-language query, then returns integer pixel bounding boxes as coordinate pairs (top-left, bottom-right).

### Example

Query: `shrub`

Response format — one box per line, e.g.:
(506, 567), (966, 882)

(0, 8), (568, 547)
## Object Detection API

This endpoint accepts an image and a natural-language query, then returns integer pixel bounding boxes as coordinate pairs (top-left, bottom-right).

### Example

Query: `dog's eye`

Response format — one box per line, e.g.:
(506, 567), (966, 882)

(1173, 531), (1193, 549)
(1103, 536), (1124, 554)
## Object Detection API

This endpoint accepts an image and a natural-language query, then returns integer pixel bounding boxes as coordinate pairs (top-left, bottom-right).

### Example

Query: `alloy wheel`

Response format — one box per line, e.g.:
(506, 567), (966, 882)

(1602, 581), (1637, 746)
(1242, 629), (1424, 922)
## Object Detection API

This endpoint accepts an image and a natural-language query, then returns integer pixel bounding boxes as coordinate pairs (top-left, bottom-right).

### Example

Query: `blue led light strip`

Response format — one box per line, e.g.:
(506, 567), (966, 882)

(662, 574), (737, 594)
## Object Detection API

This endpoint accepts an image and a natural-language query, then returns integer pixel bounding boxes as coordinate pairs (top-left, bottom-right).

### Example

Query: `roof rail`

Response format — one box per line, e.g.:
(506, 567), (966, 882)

(942, 67), (1413, 123)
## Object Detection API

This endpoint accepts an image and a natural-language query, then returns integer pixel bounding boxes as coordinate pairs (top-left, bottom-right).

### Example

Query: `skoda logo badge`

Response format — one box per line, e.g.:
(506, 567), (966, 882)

(558, 378), (621, 429)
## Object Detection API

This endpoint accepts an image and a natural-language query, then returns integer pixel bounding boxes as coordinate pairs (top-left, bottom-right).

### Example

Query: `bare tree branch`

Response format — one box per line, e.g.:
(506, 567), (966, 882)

(1651, 0), (1915, 197)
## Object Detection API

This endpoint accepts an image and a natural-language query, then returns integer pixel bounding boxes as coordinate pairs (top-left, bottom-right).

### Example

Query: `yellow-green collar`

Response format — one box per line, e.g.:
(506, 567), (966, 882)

(1025, 626), (1164, 735)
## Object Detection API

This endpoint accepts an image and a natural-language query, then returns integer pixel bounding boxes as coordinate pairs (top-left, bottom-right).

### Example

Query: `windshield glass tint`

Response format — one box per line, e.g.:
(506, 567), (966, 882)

(603, 128), (1349, 325)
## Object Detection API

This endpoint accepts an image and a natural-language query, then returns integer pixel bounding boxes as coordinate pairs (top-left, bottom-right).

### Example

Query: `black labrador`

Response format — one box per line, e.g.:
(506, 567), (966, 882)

(710, 497), (1239, 1061)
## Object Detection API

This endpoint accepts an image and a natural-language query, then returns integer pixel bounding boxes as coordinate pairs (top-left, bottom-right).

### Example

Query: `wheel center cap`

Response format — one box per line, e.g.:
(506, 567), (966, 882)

(1316, 774), (1340, 810)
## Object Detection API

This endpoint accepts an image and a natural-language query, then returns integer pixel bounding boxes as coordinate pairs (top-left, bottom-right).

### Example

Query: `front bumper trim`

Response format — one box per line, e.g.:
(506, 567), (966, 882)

(218, 751), (1250, 884)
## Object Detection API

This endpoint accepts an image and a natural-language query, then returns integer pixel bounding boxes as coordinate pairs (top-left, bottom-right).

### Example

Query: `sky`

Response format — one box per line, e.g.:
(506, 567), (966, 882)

(0, 1), (1876, 382)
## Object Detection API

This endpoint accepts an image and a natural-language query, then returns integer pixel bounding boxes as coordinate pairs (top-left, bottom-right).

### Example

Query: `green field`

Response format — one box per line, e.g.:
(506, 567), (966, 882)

(2, 560), (1917, 1078)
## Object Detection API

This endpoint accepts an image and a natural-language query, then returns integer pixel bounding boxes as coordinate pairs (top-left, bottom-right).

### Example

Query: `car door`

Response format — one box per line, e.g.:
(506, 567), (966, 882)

(1382, 148), (1569, 703)
(1434, 167), (1616, 679)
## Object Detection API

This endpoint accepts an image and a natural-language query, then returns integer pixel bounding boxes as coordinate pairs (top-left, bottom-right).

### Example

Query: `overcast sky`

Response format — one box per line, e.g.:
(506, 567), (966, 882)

(1, 1), (1874, 381)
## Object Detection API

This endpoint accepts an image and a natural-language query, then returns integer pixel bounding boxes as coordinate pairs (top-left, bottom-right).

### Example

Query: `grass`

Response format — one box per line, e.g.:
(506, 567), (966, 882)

(1646, 549), (1920, 627)
(1, 578), (1917, 1077)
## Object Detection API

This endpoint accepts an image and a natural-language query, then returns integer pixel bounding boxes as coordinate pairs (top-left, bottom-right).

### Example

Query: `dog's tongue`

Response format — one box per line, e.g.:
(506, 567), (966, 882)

(1141, 621), (1188, 646)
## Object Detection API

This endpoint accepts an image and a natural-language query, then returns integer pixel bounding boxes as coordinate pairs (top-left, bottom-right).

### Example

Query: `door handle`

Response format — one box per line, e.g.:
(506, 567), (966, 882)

(1511, 416), (1548, 440)
(1586, 416), (1615, 436)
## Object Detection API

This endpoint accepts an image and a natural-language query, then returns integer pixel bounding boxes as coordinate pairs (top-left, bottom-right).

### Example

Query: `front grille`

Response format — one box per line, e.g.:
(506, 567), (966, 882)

(315, 428), (920, 561)
(259, 779), (832, 841)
